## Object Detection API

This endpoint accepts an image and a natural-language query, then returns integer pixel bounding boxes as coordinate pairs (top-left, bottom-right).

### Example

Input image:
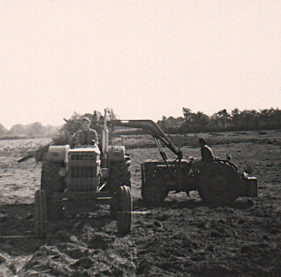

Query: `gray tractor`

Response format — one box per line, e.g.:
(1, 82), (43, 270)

(111, 120), (258, 206)
(34, 110), (131, 238)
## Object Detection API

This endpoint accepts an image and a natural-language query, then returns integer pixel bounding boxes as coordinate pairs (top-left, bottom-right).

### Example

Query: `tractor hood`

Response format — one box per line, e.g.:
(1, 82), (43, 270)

(69, 145), (100, 155)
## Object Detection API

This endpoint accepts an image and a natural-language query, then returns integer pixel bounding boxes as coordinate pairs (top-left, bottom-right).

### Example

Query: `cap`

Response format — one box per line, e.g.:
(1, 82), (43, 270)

(199, 137), (207, 145)
(81, 117), (91, 124)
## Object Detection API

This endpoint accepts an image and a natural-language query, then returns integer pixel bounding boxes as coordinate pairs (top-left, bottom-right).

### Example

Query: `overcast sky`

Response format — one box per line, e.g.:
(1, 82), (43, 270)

(1, 0), (280, 128)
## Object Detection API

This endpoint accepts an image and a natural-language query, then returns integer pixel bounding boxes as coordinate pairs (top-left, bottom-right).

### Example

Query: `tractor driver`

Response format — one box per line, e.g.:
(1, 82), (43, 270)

(199, 138), (214, 162)
(192, 138), (214, 174)
(71, 117), (99, 148)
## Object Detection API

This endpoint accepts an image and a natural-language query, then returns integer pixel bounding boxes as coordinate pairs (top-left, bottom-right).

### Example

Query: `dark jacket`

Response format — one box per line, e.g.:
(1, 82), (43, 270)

(72, 128), (99, 146)
(201, 145), (214, 162)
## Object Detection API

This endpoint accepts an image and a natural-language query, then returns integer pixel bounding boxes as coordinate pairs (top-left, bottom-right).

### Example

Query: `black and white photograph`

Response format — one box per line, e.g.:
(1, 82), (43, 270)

(0, 1), (280, 276)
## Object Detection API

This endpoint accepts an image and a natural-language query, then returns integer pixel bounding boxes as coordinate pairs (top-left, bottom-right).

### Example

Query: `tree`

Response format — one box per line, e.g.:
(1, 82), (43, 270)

(260, 108), (281, 129)
(25, 122), (44, 137)
(158, 116), (184, 133)
(270, 108), (281, 128)
(45, 125), (59, 137)
(182, 108), (210, 132)
(192, 112), (210, 130)
(230, 108), (241, 129)
(182, 108), (193, 123)
(10, 124), (26, 135)
(211, 109), (231, 130)
(0, 123), (7, 135)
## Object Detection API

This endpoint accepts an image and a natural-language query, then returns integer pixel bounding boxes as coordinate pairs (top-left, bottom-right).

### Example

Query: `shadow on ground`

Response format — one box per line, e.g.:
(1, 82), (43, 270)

(0, 203), (118, 257)
(133, 197), (254, 211)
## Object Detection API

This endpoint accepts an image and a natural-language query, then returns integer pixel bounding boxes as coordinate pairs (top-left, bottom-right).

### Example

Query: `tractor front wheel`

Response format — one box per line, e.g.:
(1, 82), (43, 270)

(34, 190), (47, 238)
(41, 160), (65, 196)
(41, 160), (65, 219)
(116, 185), (132, 236)
(109, 157), (131, 190)
(46, 199), (63, 220)
(110, 197), (118, 218)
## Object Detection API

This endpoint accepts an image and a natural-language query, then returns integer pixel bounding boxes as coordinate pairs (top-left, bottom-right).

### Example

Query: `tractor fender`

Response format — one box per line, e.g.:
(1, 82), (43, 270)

(46, 145), (70, 162)
(107, 145), (125, 161)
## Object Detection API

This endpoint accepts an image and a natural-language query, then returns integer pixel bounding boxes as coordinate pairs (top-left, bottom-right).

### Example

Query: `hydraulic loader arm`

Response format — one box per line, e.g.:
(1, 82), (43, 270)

(110, 120), (183, 160)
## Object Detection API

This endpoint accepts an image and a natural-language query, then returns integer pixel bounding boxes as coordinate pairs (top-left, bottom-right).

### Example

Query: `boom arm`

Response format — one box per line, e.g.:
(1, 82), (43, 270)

(110, 120), (183, 160)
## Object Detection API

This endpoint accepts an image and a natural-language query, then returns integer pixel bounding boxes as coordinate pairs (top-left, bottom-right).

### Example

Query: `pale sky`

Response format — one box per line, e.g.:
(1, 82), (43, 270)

(1, 0), (281, 128)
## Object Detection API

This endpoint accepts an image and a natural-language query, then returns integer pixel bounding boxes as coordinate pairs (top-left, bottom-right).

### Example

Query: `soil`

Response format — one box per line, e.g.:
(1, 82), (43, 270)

(0, 131), (280, 276)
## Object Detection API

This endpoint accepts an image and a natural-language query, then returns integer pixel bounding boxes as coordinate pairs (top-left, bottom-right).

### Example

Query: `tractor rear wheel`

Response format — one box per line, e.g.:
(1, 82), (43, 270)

(141, 180), (168, 206)
(116, 185), (132, 236)
(41, 160), (65, 219)
(197, 160), (240, 205)
(34, 190), (47, 238)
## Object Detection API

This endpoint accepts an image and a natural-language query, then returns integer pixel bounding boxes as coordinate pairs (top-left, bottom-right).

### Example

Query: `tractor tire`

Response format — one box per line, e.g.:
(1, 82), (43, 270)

(110, 197), (118, 218)
(141, 180), (168, 206)
(41, 160), (65, 219)
(197, 160), (240, 205)
(41, 160), (65, 196)
(109, 156), (131, 188)
(34, 190), (47, 238)
(109, 156), (131, 218)
(116, 185), (132, 236)
(46, 199), (64, 220)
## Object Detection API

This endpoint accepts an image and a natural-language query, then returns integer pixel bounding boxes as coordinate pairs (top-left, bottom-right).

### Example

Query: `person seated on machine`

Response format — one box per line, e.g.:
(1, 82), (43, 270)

(71, 117), (99, 148)
(198, 137), (214, 162)
(190, 138), (215, 176)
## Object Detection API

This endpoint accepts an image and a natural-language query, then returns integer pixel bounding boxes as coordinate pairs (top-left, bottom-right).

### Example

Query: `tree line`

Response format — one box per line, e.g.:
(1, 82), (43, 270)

(0, 109), (113, 139)
(1, 107), (280, 138)
(0, 122), (59, 138)
(158, 108), (281, 133)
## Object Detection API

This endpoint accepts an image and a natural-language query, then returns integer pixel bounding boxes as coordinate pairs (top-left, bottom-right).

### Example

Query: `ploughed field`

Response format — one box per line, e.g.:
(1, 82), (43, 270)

(0, 130), (280, 276)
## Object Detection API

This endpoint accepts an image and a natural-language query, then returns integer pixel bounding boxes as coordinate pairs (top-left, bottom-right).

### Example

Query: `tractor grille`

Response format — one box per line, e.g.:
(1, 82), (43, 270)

(67, 151), (100, 192)
(70, 166), (94, 178)
(71, 154), (96, 161)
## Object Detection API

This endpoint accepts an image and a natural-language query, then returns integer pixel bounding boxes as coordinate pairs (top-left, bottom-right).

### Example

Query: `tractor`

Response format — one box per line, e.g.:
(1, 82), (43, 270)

(110, 120), (258, 206)
(34, 110), (132, 238)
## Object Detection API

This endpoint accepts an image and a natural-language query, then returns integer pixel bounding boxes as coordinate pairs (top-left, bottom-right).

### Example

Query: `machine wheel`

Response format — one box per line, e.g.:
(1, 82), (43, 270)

(110, 197), (118, 218)
(41, 160), (65, 197)
(116, 185), (132, 236)
(141, 180), (168, 206)
(34, 190), (47, 238)
(197, 160), (240, 205)
(41, 160), (65, 219)
(109, 156), (131, 188)
(46, 199), (63, 220)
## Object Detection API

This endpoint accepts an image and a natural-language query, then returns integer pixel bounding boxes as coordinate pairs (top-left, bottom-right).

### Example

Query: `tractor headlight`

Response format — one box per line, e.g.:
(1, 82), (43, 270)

(58, 167), (66, 177)
(101, 168), (109, 179)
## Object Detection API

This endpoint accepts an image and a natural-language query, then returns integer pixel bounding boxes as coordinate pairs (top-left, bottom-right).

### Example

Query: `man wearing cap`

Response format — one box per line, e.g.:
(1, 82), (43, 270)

(191, 138), (214, 176)
(71, 117), (99, 148)
(198, 137), (214, 162)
